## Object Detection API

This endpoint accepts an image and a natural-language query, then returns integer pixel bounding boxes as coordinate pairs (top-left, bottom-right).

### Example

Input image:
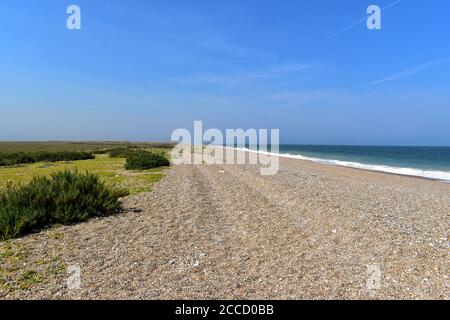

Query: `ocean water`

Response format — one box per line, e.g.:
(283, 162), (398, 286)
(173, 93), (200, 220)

(247, 145), (450, 182)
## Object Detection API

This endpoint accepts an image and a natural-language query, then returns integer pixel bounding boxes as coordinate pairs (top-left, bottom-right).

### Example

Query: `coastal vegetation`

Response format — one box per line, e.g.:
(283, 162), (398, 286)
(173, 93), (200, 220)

(0, 151), (94, 167)
(0, 170), (127, 240)
(0, 141), (174, 154)
(0, 142), (172, 240)
(125, 151), (170, 170)
(107, 147), (139, 158)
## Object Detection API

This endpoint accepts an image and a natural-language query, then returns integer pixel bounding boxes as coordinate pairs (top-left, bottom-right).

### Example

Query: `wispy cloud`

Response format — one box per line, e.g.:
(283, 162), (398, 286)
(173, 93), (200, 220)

(370, 58), (450, 85)
(266, 89), (359, 110)
(315, 0), (402, 46)
(173, 63), (321, 87)
(197, 39), (272, 59)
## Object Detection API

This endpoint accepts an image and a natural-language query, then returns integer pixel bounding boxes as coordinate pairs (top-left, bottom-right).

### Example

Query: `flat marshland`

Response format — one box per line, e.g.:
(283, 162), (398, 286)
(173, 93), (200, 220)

(0, 145), (448, 299)
(0, 142), (171, 194)
(0, 141), (175, 153)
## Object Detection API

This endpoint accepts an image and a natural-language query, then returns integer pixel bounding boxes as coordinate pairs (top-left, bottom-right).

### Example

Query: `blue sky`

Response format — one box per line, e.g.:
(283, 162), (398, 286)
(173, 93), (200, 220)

(0, 0), (449, 145)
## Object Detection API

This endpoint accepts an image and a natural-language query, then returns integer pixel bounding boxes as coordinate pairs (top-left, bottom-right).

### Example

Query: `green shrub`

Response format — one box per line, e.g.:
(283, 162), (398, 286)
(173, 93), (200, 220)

(125, 151), (170, 170)
(0, 170), (128, 240)
(0, 151), (94, 167)
(91, 149), (109, 155)
(0, 152), (34, 166)
(32, 151), (94, 162)
(107, 148), (140, 158)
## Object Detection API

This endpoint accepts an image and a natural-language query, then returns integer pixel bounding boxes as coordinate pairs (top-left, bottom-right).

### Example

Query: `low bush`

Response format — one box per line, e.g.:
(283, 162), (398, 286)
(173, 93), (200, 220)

(107, 148), (140, 158)
(125, 151), (170, 170)
(32, 151), (94, 162)
(0, 170), (128, 240)
(0, 153), (34, 166)
(0, 151), (94, 167)
(91, 149), (109, 155)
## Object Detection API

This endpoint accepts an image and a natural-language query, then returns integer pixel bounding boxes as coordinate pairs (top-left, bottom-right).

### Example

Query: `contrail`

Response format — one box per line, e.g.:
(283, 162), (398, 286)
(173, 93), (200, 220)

(370, 57), (450, 85)
(314, 0), (402, 46)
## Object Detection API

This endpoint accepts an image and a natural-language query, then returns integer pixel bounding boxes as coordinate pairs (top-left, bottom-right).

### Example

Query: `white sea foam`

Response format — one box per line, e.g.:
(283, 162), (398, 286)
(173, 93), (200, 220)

(229, 147), (450, 182)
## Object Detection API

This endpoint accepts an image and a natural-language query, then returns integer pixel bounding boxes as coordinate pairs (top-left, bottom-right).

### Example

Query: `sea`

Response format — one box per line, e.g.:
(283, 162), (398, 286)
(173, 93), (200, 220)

(241, 145), (450, 182)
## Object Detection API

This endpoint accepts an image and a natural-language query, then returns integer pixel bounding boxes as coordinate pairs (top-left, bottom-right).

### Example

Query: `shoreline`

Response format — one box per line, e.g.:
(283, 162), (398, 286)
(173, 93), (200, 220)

(224, 146), (450, 183)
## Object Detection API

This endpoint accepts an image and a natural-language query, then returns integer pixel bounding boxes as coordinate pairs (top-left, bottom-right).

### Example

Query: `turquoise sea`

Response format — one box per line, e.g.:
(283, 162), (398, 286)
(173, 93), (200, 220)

(252, 145), (450, 181)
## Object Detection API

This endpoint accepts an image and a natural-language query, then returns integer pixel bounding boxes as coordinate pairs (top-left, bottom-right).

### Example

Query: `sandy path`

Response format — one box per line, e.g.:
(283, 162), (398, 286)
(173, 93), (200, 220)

(1, 153), (448, 299)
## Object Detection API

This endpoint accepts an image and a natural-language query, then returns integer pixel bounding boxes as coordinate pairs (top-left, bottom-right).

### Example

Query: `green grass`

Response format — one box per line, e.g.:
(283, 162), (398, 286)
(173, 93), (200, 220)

(0, 241), (66, 294)
(0, 142), (171, 195)
(17, 270), (44, 288)
(0, 148), (170, 241)
(0, 142), (172, 295)
(0, 141), (175, 154)
(0, 154), (167, 195)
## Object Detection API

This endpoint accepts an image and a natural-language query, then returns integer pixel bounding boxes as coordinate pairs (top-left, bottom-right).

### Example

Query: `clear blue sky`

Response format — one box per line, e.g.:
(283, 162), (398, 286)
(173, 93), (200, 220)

(0, 0), (449, 145)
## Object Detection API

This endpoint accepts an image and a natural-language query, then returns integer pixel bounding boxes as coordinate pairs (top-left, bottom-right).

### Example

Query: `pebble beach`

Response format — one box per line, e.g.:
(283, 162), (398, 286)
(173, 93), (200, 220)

(1, 149), (449, 299)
